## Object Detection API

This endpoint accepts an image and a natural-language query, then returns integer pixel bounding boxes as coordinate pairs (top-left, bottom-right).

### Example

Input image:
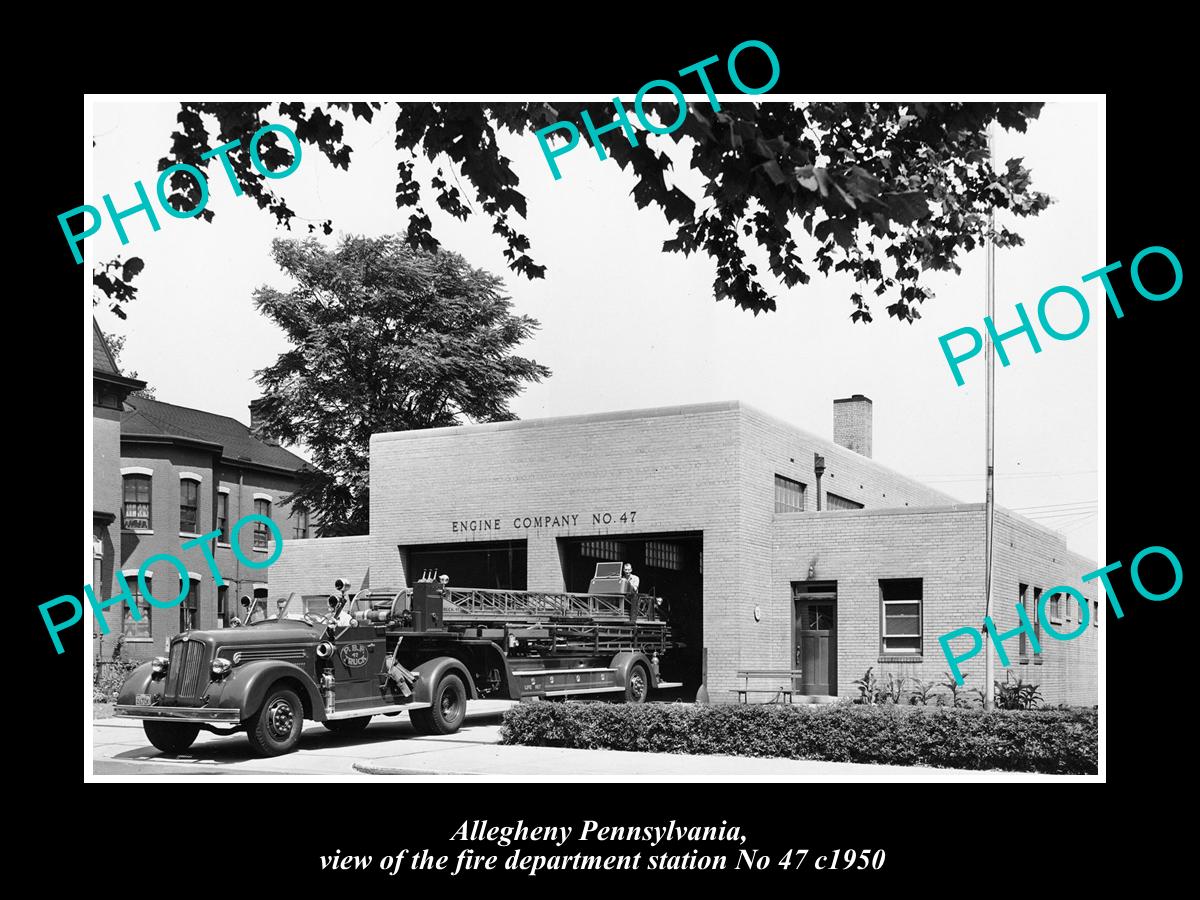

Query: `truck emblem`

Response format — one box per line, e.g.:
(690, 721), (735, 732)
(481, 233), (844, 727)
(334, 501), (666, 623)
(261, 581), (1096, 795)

(339, 643), (369, 668)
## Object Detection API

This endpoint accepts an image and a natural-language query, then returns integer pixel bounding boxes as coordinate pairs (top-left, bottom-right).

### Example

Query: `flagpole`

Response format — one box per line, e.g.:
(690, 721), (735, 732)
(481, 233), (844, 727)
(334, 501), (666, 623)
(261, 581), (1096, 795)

(983, 127), (997, 712)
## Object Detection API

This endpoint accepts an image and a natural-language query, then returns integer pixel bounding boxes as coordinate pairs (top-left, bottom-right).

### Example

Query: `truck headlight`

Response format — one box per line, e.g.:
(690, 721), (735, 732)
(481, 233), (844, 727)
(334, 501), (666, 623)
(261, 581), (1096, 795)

(150, 656), (170, 679)
(211, 657), (233, 678)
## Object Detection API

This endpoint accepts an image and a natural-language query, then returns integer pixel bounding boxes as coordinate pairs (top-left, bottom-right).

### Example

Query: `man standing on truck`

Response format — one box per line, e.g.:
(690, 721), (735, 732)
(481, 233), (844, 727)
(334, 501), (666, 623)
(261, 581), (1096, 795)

(622, 563), (640, 593)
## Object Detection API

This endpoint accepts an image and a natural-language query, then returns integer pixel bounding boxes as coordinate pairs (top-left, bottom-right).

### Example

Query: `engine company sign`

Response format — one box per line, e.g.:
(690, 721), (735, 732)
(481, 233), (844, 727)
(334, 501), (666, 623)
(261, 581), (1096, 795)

(451, 510), (638, 534)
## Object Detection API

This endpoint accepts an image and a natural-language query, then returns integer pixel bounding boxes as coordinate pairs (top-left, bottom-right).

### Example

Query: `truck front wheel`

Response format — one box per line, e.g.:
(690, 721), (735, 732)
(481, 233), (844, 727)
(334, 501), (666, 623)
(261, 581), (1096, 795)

(144, 721), (200, 754)
(246, 686), (304, 756)
(410, 673), (467, 735)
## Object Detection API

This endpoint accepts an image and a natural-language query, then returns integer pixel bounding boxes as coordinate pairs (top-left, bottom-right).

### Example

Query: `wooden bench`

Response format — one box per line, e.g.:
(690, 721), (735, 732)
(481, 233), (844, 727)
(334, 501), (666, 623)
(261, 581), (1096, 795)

(735, 669), (805, 704)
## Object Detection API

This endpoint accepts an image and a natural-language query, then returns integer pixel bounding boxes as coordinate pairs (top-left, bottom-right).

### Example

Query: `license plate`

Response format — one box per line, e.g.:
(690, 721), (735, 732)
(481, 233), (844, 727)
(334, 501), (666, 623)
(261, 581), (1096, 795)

(135, 693), (152, 706)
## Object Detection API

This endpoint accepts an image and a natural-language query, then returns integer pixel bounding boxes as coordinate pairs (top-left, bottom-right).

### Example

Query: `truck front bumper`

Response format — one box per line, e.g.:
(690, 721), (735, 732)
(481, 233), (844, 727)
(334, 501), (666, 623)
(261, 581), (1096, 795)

(114, 704), (241, 723)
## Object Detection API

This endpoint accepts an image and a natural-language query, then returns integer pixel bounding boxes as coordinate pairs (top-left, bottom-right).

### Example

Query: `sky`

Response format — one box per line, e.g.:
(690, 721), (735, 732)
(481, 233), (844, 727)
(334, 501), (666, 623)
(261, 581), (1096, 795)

(88, 98), (1100, 556)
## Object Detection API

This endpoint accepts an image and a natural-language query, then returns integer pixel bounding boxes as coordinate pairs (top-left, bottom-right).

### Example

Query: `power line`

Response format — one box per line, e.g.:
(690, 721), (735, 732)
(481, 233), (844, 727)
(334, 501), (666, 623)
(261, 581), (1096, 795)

(1012, 500), (1098, 512)
(919, 469), (1098, 483)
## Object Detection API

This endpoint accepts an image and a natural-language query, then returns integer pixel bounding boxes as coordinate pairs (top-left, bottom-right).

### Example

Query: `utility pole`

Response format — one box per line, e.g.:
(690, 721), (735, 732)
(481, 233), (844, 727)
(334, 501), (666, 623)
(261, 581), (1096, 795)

(983, 129), (997, 712)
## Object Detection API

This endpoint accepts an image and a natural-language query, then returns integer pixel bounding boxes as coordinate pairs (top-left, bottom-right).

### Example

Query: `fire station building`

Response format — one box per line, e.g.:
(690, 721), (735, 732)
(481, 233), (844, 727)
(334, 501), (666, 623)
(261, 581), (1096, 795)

(271, 399), (1099, 705)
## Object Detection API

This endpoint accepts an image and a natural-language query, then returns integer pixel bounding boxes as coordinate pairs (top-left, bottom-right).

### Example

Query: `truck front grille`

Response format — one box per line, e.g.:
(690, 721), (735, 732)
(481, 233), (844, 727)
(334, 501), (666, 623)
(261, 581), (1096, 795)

(165, 639), (208, 702)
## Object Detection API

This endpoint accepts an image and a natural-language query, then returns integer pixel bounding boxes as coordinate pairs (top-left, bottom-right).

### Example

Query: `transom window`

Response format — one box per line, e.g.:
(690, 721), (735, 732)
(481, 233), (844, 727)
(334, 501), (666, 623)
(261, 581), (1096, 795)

(580, 539), (623, 559)
(774, 475), (806, 513)
(880, 578), (922, 655)
(645, 541), (681, 570)
(122, 474), (152, 530)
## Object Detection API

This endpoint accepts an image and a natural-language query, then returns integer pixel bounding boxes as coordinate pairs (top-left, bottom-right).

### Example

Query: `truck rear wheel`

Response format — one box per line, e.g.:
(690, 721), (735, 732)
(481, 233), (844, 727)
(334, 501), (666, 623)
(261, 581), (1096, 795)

(410, 673), (467, 735)
(246, 686), (304, 756)
(624, 663), (650, 704)
(324, 716), (372, 734)
(144, 721), (200, 754)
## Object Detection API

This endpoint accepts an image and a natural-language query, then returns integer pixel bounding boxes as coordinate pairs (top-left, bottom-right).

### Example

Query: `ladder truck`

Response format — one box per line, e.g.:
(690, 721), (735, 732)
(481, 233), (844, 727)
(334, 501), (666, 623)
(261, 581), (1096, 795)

(115, 562), (681, 756)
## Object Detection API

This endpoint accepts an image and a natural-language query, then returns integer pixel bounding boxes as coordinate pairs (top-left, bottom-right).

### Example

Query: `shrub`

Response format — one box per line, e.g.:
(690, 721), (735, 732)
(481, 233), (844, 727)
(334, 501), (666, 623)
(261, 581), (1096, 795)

(500, 702), (1097, 775)
(908, 679), (941, 706)
(93, 659), (140, 704)
(852, 667), (879, 705)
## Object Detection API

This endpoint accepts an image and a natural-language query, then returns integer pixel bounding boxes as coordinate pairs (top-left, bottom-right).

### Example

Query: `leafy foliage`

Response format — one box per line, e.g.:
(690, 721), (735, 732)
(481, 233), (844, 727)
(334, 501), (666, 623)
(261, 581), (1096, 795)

(852, 666), (879, 704)
(93, 657), (140, 704)
(907, 678), (940, 706)
(500, 702), (1098, 774)
(941, 670), (974, 708)
(878, 672), (906, 705)
(138, 101), (1050, 321)
(93, 256), (144, 320)
(993, 671), (1044, 710)
(105, 333), (156, 399)
(251, 235), (550, 535)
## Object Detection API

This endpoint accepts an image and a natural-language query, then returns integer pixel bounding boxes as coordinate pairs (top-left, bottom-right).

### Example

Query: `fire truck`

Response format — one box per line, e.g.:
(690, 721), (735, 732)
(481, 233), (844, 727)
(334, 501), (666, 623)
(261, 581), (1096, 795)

(115, 562), (680, 756)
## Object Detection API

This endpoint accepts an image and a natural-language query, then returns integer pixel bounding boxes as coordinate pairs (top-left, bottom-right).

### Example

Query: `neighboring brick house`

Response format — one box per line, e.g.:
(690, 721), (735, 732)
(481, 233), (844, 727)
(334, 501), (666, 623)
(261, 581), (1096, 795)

(93, 319), (146, 646)
(93, 323), (310, 662)
(270, 398), (1099, 706)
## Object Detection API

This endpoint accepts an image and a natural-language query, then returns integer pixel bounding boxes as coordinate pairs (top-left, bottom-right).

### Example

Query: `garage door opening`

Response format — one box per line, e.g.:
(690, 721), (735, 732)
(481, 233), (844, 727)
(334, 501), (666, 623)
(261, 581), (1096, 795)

(406, 540), (527, 590)
(558, 531), (703, 695)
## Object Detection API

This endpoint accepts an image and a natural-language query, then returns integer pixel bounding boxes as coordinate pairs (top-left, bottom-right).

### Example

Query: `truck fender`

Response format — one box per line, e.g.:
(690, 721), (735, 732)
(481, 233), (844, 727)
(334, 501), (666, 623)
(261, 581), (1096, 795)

(609, 651), (653, 689)
(115, 661), (157, 706)
(411, 656), (477, 705)
(212, 660), (323, 722)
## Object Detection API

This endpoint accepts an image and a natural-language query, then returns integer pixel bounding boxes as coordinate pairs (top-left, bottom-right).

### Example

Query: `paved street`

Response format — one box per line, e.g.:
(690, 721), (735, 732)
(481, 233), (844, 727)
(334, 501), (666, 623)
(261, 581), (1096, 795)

(92, 701), (514, 778)
(92, 701), (1081, 780)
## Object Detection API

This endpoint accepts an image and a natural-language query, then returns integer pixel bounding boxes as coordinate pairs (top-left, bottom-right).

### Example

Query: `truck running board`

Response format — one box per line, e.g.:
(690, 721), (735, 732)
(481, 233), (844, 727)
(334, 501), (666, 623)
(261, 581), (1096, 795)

(541, 685), (625, 697)
(324, 702), (432, 720)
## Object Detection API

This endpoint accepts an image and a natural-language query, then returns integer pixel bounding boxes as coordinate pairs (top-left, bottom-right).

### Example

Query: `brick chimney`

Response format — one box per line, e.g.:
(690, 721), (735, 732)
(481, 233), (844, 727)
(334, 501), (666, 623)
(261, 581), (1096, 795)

(249, 399), (280, 446)
(833, 394), (872, 458)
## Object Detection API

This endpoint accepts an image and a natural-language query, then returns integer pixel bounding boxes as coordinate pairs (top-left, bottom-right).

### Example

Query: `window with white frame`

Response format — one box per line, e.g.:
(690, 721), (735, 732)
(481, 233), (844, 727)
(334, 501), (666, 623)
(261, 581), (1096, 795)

(122, 573), (152, 639)
(217, 490), (229, 543)
(180, 478), (200, 534)
(253, 498), (272, 550)
(179, 576), (199, 631)
(292, 505), (310, 540)
(880, 578), (922, 655)
(122, 474), (152, 530)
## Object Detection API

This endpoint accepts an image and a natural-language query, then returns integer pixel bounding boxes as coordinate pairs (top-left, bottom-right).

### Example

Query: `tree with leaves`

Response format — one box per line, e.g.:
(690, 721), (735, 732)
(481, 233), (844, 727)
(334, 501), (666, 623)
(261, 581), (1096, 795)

(98, 100), (1049, 323)
(105, 332), (156, 399)
(252, 235), (550, 536)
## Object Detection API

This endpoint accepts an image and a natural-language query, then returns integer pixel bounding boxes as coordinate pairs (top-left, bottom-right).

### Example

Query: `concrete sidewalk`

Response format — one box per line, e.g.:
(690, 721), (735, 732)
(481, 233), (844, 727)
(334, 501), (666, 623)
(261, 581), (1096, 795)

(353, 741), (1073, 781)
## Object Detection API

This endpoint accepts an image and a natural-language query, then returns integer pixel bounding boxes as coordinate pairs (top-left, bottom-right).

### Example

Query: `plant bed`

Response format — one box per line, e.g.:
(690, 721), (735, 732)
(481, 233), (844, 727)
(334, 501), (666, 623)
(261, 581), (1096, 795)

(499, 702), (1097, 775)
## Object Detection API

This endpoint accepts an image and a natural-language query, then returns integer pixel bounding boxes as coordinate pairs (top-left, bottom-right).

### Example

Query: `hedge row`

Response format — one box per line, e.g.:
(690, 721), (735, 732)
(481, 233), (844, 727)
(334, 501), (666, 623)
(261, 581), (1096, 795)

(500, 702), (1097, 774)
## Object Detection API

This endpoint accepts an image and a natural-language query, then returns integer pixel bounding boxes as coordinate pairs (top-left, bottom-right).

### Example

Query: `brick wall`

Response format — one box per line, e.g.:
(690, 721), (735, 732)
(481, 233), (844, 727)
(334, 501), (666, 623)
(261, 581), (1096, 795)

(110, 443), (302, 662)
(269, 535), (371, 599)
(833, 395), (873, 458)
(366, 401), (1008, 701)
(990, 509), (1098, 706)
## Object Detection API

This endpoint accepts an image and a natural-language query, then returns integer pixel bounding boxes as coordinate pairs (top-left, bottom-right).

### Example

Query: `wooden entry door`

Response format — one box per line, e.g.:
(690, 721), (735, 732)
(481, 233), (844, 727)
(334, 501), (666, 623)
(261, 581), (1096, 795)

(794, 582), (837, 695)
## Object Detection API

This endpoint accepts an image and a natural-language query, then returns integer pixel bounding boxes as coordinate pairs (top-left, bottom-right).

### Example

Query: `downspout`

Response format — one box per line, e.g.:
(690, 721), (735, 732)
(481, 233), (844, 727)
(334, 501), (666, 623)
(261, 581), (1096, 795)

(814, 453), (826, 511)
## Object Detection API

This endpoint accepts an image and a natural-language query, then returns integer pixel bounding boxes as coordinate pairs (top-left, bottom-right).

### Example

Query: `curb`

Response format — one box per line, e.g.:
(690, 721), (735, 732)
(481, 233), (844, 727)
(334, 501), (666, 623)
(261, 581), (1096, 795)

(353, 761), (486, 776)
